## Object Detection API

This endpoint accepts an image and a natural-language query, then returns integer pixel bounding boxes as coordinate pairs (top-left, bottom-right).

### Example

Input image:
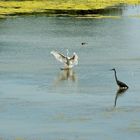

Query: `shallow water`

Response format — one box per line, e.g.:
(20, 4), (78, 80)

(0, 5), (140, 140)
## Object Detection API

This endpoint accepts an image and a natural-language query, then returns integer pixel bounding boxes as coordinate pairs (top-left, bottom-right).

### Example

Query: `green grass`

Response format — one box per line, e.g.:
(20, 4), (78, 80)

(0, 0), (140, 18)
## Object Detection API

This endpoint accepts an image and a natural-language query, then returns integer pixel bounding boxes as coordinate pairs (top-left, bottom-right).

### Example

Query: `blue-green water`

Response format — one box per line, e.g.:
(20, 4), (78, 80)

(0, 6), (140, 140)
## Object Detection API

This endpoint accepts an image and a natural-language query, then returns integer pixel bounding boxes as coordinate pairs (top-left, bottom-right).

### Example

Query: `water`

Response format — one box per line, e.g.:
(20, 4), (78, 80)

(0, 5), (140, 140)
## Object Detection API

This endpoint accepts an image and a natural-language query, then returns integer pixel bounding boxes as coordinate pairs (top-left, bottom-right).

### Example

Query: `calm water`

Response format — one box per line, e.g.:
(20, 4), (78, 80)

(0, 6), (140, 140)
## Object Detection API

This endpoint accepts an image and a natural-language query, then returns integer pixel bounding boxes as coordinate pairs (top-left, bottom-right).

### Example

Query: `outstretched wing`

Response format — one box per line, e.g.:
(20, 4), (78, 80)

(51, 51), (67, 64)
(69, 52), (78, 66)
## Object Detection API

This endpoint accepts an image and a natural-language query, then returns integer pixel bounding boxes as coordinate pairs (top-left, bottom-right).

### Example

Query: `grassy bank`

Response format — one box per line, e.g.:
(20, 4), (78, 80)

(0, 0), (140, 17)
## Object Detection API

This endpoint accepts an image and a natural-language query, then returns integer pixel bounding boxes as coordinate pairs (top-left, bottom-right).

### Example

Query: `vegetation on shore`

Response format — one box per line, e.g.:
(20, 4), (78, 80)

(0, 0), (140, 18)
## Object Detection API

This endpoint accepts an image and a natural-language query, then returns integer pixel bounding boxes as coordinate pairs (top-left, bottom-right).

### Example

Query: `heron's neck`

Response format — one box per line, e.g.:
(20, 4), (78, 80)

(114, 70), (118, 82)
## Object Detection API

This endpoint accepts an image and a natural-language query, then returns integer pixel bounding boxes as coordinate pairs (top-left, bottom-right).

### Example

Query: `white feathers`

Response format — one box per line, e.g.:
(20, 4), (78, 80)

(69, 52), (78, 66)
(51, 51), (66, 64)
(51, 50), (78, 69)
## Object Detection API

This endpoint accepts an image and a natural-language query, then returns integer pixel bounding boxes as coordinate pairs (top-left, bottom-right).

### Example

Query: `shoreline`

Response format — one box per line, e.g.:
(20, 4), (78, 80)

(0, 0), (140, 18)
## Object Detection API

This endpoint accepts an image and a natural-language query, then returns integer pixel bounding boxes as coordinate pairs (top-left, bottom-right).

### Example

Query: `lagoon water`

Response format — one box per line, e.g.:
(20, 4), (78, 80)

(0, 6), (140, 140)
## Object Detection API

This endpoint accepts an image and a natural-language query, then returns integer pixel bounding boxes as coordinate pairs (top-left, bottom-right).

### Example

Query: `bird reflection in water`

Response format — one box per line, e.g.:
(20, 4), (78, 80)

(54, 69), (76, 85)
(110, 68), (129, 107)
(114, 88), (128, 107)
(60, 69), (76, 81)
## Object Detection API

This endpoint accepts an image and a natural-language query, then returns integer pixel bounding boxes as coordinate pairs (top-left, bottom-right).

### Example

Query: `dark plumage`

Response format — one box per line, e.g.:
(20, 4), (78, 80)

(111, 68), (129, 89)
(81, 42), (87, 46)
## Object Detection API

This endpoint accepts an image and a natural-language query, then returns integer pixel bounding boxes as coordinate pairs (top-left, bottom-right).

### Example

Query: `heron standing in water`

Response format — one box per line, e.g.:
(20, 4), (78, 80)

(111, 68), (129, 89)
(51, 49), (78, 70)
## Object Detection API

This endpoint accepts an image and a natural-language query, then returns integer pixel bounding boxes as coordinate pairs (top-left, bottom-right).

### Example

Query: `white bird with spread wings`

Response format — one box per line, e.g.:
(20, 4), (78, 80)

(51, 50), (78, 70)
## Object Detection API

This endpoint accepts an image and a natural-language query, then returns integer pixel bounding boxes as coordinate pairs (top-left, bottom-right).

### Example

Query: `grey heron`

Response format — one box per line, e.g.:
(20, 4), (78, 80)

(111, 68), (129, 89)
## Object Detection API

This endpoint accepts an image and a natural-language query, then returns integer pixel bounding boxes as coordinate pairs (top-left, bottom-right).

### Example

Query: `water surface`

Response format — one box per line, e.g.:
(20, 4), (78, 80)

(0, 5), (140, 140)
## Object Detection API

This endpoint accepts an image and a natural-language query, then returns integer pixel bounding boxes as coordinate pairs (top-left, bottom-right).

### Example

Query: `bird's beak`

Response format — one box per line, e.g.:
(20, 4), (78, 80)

(110, 69), (113, 71)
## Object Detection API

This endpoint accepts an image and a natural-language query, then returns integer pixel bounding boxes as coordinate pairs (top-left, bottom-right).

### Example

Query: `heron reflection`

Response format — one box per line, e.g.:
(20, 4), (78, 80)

(114, 88), (128, 107)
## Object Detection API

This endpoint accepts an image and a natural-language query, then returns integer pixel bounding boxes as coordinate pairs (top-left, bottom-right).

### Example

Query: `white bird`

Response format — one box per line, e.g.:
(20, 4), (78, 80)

(51, 50), (78, 70)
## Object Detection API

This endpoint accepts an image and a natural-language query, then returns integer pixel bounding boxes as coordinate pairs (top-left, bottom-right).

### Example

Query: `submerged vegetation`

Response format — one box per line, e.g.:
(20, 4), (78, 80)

(0, 0), (140, 18)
